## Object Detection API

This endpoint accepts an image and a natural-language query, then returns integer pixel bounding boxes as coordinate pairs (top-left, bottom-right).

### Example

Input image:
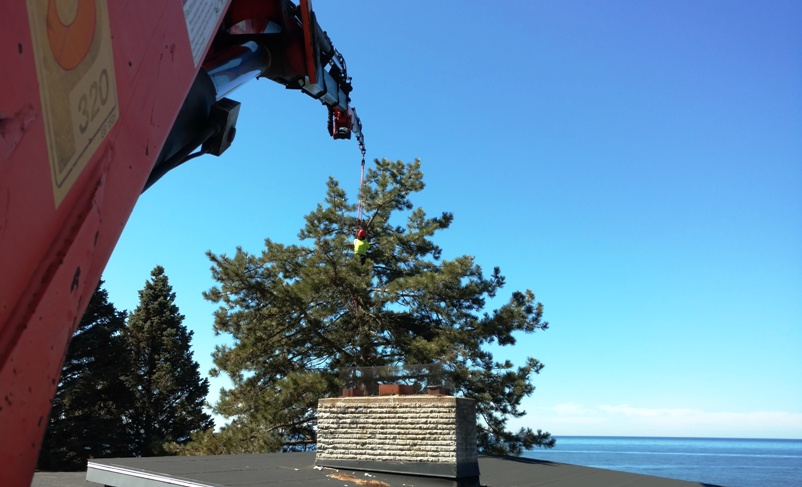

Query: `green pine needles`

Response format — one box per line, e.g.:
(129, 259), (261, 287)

(196, 159), (554, 455)
(126, 266), (213, 456)
(38, 271), (213, 469)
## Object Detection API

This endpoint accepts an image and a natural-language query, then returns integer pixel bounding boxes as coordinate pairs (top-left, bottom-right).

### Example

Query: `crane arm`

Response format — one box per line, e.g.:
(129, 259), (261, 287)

(0, 2), (362, 485)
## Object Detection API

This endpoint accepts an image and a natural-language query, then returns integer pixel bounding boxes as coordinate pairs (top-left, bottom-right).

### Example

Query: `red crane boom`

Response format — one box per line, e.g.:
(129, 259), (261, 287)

(0, 2), (363, 485)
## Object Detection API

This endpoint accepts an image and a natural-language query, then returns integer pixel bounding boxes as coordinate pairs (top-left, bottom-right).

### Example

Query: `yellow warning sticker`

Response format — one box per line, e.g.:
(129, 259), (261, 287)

(27, 0), (118, 207)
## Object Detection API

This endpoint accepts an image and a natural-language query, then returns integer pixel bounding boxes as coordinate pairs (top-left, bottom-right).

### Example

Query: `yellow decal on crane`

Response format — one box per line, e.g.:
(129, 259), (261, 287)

(27, 0), (118, 207)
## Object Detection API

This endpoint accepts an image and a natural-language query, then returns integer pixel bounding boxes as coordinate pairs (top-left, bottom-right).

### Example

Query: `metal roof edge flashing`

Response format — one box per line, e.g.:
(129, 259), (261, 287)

(87, 461), (220, 487)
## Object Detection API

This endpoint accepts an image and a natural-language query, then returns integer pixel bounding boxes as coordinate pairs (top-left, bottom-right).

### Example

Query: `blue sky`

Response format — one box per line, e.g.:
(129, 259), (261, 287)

(102, 1), (802, 440)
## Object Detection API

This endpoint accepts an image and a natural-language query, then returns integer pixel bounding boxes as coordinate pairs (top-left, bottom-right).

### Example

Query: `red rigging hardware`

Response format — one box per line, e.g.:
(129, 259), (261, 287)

(0, 1), (364, 485)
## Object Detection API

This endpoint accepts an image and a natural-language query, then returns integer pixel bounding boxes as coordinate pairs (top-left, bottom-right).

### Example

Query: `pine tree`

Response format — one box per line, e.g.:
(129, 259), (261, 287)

(198, 159), (553, 455)
(124, 266), (213, 456)
(38, 282), (132, 471)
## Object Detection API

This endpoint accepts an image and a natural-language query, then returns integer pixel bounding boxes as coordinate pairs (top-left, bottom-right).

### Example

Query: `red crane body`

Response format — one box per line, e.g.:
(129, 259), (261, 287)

(0, 2), (362, 485)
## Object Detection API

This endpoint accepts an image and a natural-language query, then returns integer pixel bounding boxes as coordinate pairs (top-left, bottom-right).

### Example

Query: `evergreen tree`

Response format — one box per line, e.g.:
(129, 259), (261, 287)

(124, 266), (213, 456)
(38, 281), (132, 471)
(199, 159), (553, 455)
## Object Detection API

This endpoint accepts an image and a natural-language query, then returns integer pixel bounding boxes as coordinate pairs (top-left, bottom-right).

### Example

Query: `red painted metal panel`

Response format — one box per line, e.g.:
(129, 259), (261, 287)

(0, 2), (229, 485)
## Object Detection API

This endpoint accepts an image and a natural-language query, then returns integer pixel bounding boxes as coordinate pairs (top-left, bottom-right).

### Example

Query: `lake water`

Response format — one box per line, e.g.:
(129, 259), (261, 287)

(523, 436), (802, 487)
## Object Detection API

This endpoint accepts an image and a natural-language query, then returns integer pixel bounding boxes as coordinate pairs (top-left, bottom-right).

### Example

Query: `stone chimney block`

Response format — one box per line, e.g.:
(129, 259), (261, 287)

(316, 395), (479, 479)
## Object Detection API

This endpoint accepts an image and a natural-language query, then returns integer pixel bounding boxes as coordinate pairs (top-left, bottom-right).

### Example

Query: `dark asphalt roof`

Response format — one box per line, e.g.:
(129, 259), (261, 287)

(31, 472), (102, 487)
(33, 452), (725, 487)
